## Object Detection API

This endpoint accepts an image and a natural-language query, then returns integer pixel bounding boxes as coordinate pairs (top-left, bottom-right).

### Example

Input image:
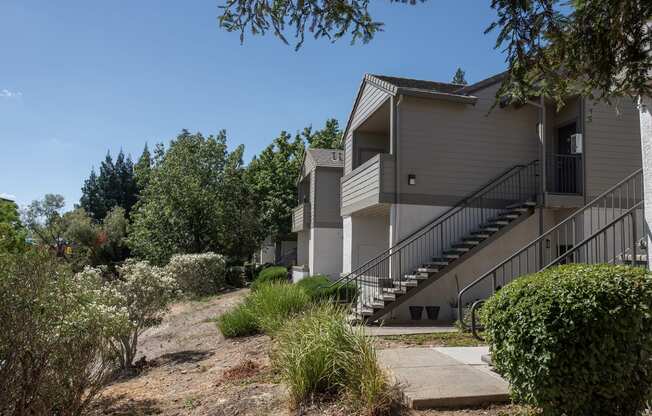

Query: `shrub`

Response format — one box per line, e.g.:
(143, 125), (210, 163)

(296, 275), (358, 302)
(165, 252), (226, 297)
(218, 282), (311, 337)
(107, 260), (179, 370)
(482, 264), (652, 416)
(248, 282), (311, 334)
(273, 303), (396, 414)
(0, 250), (129, 415)
(217, 303), (258, 337)
(251, 266), (288, 290)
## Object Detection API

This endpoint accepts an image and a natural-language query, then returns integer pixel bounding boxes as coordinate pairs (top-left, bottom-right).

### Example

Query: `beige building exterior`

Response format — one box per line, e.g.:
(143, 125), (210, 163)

(338, 73), (643, 322)
(291, 148), (344, 282)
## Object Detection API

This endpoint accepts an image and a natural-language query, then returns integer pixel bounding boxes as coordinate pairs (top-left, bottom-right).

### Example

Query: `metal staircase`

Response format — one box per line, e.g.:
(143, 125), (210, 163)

(458, 168), (645, 326)
(330, 160), (540, 323)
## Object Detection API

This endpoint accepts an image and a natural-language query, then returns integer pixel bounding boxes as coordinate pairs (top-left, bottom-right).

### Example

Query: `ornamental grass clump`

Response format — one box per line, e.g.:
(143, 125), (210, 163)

(217, 282), (311, 337)
(273, 303), (397, 415)
(482, 264), (652, 416)
(250, 265), (288, 290)
(296, 275), (358, 303)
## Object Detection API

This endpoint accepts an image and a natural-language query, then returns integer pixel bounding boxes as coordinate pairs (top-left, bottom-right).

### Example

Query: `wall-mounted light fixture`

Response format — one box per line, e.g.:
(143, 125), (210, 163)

(408, 174), (416, 186)
(545, 239), (551, 249)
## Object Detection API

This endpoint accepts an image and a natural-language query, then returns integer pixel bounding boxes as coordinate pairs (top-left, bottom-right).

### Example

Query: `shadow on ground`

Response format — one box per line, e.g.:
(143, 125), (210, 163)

(91, 394), (162, 415)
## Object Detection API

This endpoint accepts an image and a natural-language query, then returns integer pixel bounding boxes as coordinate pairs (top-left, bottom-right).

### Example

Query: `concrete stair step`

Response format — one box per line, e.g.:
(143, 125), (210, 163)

(417, 267), (439, 273)
(429, 259), (451, 266)
(405, 274), (428, 280)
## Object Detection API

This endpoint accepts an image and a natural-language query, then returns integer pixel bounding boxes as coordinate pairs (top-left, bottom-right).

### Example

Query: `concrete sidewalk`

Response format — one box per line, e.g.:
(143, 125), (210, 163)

(362, 325), (457, 337)
(378, 347), (509, 409)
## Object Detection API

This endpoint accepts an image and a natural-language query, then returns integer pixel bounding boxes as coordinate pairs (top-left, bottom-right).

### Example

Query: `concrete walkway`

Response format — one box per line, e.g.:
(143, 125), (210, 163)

(378, 347), (509, 409)
(362, 325), (457, 337)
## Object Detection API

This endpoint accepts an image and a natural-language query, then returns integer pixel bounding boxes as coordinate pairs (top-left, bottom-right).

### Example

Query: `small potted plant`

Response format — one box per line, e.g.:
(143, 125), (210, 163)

(425, 305), (440, 320)
(409, 305), (424, 320)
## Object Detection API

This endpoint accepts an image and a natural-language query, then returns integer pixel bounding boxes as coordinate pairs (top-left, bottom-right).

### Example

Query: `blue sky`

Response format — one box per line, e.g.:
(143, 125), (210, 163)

(0, 0), (507, 209)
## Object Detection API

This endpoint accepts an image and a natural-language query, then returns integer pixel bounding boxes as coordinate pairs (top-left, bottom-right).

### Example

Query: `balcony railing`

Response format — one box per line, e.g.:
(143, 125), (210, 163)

(291, 203), (310, 232)
(341, 153), (395, 215)
(546, 153), (582, 194)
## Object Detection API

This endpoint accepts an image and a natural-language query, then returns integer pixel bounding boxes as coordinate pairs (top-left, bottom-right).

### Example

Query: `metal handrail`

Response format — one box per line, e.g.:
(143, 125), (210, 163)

(458, 168), (644, 324)
(331, 159), (540, 309)
(542, 201), (643, 269)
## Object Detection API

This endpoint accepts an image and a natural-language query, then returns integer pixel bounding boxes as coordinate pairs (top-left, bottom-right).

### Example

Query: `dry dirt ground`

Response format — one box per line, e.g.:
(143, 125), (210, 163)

(90, 289), (529, 416)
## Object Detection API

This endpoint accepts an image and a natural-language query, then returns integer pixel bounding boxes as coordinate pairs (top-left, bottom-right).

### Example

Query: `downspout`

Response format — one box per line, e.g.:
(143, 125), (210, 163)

(393, 95), (404, 245)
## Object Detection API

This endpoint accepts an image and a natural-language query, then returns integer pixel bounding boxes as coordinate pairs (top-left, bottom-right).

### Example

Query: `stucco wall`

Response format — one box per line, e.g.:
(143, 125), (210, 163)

(640, 95), (652, 268)
(309, 227), (343, 280)
(342, 213), (390, 273)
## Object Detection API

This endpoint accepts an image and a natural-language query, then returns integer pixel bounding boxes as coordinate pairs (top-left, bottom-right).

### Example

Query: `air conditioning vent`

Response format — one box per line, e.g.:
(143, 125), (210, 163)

(570, 133), (583, 154)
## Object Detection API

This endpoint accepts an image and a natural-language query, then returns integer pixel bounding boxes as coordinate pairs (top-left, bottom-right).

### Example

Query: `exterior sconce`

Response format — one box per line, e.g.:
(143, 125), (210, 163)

(408, 174), (416, 186)
(545, 239), (551, 249)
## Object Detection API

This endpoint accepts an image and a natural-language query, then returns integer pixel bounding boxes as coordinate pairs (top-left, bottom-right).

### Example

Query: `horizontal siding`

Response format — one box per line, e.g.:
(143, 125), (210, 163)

(341, 154), (395, 214)
(585, 99), (641, 198)
(291, 203), (310, 232)
(397, 82), (540, 200)
(345, 132), (353, 174)
(314, 168), (343, 226)
(350, 83), (389, 131)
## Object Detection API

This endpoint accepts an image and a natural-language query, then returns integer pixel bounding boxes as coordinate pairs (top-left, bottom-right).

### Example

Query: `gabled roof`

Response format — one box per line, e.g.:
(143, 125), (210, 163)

(341, 72), (507, 143)
(370, 75), (464, 95)
(306, 148), (344, 169)
(297, 148), (344, 183)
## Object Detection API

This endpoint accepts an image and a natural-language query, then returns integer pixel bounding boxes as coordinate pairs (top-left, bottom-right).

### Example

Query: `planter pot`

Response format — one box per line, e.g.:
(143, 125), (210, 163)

(409, 306), (424, 320)
(425, 306), (440, 320)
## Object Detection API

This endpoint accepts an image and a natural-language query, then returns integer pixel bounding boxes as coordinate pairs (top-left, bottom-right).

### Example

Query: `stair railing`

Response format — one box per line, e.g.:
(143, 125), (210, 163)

(331, 160), (540, 311)
(543, 201), (644, 269)
(458, 168), (644, 324)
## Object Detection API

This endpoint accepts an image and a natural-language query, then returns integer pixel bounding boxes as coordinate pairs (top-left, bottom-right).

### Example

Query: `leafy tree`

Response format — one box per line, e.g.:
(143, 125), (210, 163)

(303, 118), (343, 150)
(452, 67), (467, 85)
(246, 131), (304, 243)
(63, 207), (130, 269)
(219, 0), (384, 49)
(23, 194), (68, 257)
(0, 199), (26, 253)
(128, 130), (259, 264)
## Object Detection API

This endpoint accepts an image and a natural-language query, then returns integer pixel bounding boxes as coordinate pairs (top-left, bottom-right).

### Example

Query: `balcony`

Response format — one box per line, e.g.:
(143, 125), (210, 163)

(545, 153), (584, 208)
(291, 202), (311, 232)
(341, 153), (395, 216)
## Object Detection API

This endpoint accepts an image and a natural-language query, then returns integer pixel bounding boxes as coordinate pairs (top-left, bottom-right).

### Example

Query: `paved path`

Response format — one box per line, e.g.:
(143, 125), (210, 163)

(362, 325), (457, 336)
(378, 347), (509, 409)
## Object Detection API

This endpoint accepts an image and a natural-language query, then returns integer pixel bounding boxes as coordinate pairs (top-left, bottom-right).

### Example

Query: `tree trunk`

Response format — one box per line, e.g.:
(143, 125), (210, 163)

(640, 95), (652, 269)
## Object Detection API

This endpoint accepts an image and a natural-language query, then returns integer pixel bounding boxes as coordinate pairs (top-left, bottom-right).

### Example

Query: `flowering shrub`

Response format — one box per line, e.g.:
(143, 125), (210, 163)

(107, 260), (179, 370)
(0, 250), (129, 415)
(165, 252), (226, 297)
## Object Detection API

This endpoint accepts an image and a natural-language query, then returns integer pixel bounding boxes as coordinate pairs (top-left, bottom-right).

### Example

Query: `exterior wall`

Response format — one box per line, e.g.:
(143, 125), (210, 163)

(308, 227), (343, 280)
(384, 210), (558, 322)
(389, 204), (450, 244)
(344, 82), (391, 174)
(396, 82), (540, 206)
(341, 154), (395, 216)
(296, 230), (309, 267)
(314, 167), (343, 227)
(342, 213), (390, 273)
(353, 132), (390, 168)
(641, 95), (652, 268)
(259, 236), (276, 264)
(585, 98), (642, 200)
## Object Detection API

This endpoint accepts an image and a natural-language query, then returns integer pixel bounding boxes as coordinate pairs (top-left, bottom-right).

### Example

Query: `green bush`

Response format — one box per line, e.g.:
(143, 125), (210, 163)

(165, 252), (226, 297)
(251, 265), (288, 290)
(296, 275), (358, 302)
(482, 264), (652, 416)
(0, 250), (129, 415)
(248, 282), (311, 334)
(217, 303), (258, 337)
(217, 282), (310, 337)
(273, 303), (397, 414)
